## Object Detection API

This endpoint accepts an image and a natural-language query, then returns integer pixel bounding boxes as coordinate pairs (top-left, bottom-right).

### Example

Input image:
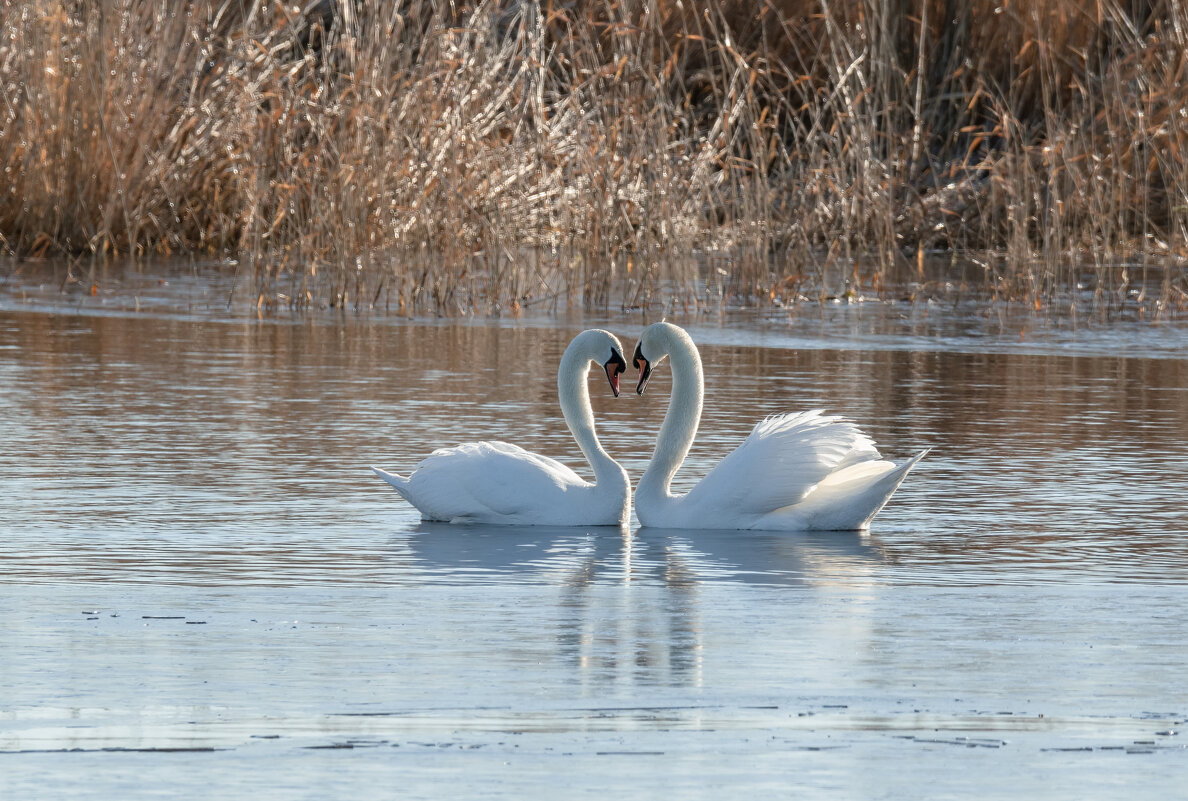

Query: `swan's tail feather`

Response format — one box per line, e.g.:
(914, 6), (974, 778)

(876, 449), (928, 483)
(902, 446), (931, 470)
(801, 448), (928, 530)
(371, 466), (413, 499)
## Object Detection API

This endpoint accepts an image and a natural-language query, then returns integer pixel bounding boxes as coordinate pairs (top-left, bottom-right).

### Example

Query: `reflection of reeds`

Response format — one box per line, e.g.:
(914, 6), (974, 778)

(2, 1), (1187, 315)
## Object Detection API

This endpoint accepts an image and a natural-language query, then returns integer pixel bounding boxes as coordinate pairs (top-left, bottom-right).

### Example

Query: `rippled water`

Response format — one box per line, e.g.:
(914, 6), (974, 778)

(2, 262), (1187, 798)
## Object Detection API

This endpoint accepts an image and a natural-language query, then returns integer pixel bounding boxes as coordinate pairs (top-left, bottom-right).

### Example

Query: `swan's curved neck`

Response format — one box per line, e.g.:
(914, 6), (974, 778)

(638, 327), (703, 499)
(557, 346), (625, 489)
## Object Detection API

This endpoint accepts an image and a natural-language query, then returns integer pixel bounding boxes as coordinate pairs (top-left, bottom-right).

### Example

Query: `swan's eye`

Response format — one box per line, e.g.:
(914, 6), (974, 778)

(606, 349), (627, 375)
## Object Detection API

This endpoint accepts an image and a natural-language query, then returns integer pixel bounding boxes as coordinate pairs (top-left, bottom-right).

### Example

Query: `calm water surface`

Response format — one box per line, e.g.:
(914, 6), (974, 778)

(2, 264), (1188, 798)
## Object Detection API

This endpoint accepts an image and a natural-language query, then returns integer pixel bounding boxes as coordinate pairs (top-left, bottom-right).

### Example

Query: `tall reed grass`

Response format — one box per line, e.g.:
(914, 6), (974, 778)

(2, 0), (1187, 316)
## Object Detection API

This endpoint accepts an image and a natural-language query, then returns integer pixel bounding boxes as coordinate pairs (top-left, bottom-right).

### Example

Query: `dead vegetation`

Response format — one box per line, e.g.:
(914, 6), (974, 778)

(2, 0), (1187, 316)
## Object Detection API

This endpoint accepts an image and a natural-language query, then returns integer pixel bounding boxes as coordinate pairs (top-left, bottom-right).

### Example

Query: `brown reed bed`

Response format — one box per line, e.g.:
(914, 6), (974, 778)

(2, 0), (1187, 317)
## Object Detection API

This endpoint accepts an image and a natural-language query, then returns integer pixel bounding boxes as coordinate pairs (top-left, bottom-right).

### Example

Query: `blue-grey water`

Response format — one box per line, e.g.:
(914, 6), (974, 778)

(2, 261), (1187, 798)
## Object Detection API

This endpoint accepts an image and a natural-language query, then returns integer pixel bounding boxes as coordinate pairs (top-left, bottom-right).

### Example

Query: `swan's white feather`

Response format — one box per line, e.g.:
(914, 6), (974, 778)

(686, 410), (884, 514)
(380, 441), (589, 524)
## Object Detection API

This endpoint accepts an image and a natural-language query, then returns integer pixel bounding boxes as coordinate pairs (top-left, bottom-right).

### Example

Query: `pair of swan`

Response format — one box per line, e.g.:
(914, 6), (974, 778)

(372, 323), (926, 529)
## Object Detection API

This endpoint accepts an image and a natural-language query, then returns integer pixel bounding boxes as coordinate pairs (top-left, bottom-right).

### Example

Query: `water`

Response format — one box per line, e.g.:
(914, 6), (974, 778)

(2, 263), (1188, 798)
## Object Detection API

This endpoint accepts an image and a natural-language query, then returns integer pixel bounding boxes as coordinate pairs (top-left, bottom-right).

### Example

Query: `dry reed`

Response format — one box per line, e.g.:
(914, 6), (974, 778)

(2, 0), (1187, 316)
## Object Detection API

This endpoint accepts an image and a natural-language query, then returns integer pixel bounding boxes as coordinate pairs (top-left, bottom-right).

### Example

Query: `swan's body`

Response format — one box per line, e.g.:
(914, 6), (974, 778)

(632, 322), (926, 531)
(372, 330), (630, 526)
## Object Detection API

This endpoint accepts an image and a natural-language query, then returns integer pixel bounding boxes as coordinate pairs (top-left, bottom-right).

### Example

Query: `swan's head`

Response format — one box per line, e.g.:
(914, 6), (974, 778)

(570, 329), (627, 397)
(633, 322), (678, 395)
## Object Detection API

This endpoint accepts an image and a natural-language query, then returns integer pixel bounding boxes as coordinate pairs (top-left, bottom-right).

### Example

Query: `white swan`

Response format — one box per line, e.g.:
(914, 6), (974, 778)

(631, 322), (926, 531)
(371, 329), (631, 526)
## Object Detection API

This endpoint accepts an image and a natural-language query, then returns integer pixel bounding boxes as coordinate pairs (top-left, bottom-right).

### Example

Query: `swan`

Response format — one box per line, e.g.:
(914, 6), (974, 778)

(631, 322), (926, 531)
(371, 329), (631, 526)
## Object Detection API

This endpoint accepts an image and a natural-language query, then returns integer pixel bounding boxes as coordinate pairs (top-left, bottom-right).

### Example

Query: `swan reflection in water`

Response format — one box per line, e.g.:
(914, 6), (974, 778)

(400, 523), (887, 588)
(397, 524), (889, 691)
(398, 522), (627, 585)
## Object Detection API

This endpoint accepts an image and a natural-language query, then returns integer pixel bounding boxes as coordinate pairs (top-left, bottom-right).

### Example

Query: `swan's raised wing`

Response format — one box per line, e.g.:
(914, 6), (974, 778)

(683, 410), (885, 515)
(402, 440), (588, 521)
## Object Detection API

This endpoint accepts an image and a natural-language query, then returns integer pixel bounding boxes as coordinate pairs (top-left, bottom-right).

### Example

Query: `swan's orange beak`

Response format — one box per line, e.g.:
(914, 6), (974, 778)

(604, 349), (626, 397)
(633, 343), (652, 395)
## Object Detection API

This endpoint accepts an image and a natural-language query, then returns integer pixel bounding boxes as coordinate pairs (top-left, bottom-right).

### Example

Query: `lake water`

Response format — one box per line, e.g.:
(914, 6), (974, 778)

(2, 262), (1188, 798)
